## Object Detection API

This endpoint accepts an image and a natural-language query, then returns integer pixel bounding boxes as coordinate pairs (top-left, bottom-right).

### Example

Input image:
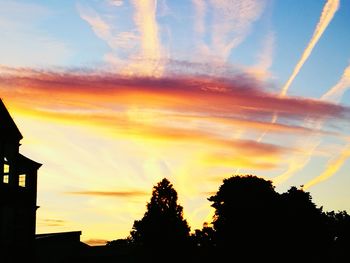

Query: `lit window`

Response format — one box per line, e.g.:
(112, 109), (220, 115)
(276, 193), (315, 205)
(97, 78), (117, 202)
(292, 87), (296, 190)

(4, 163), (9, 174)
(19, 174), (26, 187)
(3, 175), (9, 184)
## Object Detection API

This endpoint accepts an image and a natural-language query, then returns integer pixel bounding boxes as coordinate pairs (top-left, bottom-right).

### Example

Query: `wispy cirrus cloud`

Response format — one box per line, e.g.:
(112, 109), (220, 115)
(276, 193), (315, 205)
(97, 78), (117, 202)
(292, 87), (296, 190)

(107, 0), (124, 7)
(193, 0), (266, 63)
(129, 0), (163, 76)
(192, 0), (206, 36)
(78, 0), (267, 78)
(247, 31), (275, 81)
(77, 3), (138, 67)
(77, 0), (162, 76)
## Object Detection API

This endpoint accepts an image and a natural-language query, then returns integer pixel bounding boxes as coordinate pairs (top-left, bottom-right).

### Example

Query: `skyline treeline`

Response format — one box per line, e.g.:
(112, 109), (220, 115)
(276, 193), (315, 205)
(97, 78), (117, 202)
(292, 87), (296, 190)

(106, 175), (350, 263)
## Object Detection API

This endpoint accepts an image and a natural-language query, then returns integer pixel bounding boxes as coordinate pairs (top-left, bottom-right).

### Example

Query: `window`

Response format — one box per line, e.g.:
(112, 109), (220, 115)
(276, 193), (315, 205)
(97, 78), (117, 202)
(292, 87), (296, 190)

(3, 163), (9, 175)
(3, 175), (9, 184)
(3, 157), (10, 184)
(19, 174), (26, 187)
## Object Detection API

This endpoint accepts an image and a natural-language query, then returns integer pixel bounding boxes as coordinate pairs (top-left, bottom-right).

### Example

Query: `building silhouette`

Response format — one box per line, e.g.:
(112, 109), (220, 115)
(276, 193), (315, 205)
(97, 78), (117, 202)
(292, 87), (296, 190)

(0, 99), (157, 262)
(0, 99), (121, 263)
(0, 99), (42, 262)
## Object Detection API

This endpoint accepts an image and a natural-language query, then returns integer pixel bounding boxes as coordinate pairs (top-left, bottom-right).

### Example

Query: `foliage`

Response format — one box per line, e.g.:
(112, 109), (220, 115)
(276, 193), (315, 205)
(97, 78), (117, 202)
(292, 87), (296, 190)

(208, 175), (279, 245)
(129, 178), (190, 248)
(325, 210), (350, 261)
(107, 174), (350, 262)
(106, 237), (132, 248)
(207, 175), (281, 260)
(190, 222), (215, 248)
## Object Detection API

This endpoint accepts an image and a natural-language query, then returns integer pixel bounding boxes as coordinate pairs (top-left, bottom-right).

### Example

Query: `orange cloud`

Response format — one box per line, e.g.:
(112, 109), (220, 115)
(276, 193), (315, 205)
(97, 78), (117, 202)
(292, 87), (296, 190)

(1, 67), (348, 177)
(84, 239), (109, 246)
(1, 69), (348, 121)
(66, 190), (148, 198)
(38, 218), (67, 227)
(203, 153), (277, 170)
(27, 109), (290, 158)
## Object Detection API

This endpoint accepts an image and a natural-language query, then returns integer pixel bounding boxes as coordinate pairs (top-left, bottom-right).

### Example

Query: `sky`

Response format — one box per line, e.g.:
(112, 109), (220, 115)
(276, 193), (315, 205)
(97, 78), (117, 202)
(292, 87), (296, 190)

(1, 0), (350, 245)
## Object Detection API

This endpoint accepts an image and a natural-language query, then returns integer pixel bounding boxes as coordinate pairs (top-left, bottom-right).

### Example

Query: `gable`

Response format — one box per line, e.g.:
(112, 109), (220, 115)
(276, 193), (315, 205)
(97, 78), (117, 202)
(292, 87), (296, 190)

(0, 99), (23, 141)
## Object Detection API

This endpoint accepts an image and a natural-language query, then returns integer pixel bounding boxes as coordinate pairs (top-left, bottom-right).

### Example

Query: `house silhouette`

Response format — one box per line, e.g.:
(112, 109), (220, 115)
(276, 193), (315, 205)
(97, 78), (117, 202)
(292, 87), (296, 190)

(0, 98), (42, 262)
(0, 99), (130, 263)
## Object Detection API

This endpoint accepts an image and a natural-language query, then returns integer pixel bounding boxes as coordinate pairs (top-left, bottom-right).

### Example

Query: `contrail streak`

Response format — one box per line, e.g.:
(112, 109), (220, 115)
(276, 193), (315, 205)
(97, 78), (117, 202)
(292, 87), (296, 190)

(280, 0), (339, 96)
(274, 62), (350, 186)
(321, 64), (350, 102)
(273, 141), (320, 185)
(304, 143), (350, 190)
(257, 0), (339, 142)
(301, 64), (350, 189)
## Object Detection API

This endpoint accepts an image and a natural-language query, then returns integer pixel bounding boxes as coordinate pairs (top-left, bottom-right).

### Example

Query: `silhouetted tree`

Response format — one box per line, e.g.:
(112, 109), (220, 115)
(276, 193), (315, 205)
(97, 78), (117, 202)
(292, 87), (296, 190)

(105, 174), (350, 263)
(189, 222), (217, 262)
(325, 210), (350, 262)
(208, 175), (281, 261)
(130, 178), (190, 251)
(191, 222), (215, 248)
(106, 237), (132, 248)
(279, 186), (330, 262)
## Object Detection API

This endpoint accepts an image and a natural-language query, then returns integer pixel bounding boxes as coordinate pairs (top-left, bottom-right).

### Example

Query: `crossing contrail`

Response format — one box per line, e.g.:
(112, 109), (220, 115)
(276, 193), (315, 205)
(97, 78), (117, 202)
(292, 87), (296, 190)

(280, 0), (340, 96)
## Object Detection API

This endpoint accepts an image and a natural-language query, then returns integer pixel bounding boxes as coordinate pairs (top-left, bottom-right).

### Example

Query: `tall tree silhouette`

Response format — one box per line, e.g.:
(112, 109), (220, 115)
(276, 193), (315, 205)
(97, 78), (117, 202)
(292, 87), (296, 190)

(130, 178), (190, 248)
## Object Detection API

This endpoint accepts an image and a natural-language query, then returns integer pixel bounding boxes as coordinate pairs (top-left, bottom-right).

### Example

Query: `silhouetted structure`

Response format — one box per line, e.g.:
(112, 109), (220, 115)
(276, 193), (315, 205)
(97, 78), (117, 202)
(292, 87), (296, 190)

(0, 99), (42, 262)
(35, 231), (90, 263)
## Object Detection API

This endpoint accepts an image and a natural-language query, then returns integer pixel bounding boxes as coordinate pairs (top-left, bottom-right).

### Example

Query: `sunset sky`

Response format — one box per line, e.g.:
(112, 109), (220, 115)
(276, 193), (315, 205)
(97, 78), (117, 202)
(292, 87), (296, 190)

(1, 0), (350, 245)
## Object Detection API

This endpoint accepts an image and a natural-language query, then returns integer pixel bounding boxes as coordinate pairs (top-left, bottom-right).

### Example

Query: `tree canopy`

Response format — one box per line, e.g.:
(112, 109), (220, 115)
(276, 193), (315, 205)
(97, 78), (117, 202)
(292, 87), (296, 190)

(130, 178), (190, 248)
(107, 175), (350, 263)
(207, 175), (281, 260)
